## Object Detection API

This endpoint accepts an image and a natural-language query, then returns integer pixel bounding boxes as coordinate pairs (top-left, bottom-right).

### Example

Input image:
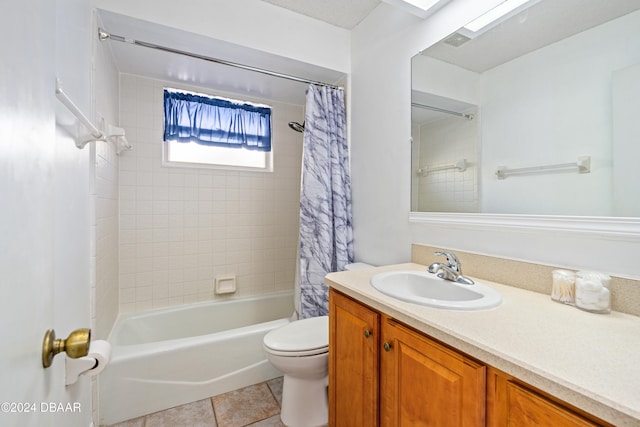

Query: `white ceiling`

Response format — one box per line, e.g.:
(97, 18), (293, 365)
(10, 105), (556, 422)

(259, 0), (381, 29)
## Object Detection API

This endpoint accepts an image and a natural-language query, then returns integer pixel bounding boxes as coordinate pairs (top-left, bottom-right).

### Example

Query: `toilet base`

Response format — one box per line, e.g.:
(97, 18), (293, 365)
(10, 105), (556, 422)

(280, 374), (328, 427)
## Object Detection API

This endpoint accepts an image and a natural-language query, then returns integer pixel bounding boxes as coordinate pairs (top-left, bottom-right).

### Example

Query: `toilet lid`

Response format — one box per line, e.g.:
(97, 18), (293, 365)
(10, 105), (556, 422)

(264, 315), (328, 354)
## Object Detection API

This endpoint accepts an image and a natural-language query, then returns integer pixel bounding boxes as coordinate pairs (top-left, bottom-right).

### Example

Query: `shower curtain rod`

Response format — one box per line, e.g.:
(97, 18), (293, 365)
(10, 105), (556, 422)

(98, 29), (342, 90)
(411, 102), (474, 120)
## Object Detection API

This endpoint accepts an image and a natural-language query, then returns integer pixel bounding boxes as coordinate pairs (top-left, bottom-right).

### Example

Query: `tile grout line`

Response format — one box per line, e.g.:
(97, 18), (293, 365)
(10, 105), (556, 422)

(209, 395), (219, 427)
(247, 379), (281, 427)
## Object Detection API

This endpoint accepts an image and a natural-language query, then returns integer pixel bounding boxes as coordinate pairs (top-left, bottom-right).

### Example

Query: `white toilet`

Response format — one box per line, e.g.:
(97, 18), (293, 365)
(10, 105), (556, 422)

(263, 262), (373, 427)
(263, 316), (329, 427)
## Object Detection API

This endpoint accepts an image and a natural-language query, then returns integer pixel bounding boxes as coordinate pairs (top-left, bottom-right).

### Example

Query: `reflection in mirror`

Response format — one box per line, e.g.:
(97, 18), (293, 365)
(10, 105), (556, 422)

(411, 0), (640, 217)
(410, 91), (478, 212)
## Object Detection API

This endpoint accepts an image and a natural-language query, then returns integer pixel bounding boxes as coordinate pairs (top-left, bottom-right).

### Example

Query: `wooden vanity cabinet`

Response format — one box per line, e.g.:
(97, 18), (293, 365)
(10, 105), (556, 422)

(329, 289), (485, 426)
(329, 289), (613, 427)
(380, 315), (486, 426)
(329, 288), (380, 427)
(486, 368), (613, 427)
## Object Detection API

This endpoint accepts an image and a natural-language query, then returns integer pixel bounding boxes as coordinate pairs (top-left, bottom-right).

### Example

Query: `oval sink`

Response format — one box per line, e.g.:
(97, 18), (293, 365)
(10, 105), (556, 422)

(370, 270), (502, 310)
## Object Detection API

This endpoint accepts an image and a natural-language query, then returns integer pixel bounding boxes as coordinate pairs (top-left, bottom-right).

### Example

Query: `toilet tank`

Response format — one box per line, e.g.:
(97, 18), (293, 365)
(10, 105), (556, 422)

(343, 262), (374, 271)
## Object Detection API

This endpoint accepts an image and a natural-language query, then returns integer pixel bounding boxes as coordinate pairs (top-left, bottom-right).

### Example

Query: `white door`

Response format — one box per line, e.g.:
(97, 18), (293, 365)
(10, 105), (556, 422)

(0, 1), (93, 426)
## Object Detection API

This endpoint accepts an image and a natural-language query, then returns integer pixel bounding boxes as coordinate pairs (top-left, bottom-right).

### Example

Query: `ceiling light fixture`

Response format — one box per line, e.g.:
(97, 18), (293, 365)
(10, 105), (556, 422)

(463, 0), (540, 33)
(382, 0), (452, 19)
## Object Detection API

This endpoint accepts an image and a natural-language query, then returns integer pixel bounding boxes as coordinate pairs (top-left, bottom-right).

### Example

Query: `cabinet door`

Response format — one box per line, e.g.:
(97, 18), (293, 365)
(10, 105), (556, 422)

(329, 290), (380, 427)
(380, 317), (486, 427)
(487, 368), (610, 427)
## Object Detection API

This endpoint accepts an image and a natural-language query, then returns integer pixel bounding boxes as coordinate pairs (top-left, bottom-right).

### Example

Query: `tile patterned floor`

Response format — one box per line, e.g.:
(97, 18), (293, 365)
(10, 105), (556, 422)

(105, 377), (285, 427)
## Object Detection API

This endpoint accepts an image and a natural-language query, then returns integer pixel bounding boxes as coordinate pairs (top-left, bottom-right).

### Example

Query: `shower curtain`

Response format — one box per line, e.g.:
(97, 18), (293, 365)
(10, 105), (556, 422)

(296, 84), (354, 319)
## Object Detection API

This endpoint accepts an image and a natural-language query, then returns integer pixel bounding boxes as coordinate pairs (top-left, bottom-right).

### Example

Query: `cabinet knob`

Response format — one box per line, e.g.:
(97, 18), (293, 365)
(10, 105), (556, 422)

(364, 329), (372, 338)
(383, 342), (392, 352)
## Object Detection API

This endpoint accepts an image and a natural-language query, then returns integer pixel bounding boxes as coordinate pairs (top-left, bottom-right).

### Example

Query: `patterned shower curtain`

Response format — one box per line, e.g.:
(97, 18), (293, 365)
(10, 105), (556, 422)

(297, 84), (354, 319)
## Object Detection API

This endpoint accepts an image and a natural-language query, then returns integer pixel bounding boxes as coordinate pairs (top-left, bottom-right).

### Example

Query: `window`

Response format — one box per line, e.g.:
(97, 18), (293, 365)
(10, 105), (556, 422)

(163, 88), (272, 170)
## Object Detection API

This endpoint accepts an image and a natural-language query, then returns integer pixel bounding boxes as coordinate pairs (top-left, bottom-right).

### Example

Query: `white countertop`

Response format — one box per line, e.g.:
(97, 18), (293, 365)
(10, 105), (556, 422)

(325, 263), (640, 427)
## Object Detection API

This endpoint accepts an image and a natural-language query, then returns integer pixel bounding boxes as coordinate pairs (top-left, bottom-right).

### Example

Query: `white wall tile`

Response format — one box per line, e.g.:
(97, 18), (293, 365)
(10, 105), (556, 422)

(118, 74), (302, 311)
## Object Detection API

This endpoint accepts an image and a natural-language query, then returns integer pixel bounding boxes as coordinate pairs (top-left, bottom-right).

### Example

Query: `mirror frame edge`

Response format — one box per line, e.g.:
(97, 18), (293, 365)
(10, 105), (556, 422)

(409, 212), (640, 242)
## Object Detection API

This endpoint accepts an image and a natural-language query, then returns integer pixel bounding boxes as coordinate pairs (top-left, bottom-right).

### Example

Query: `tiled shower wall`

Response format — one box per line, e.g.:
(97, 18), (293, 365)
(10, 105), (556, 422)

(118, 74), (303, 313)
(415, 112), (478, 213)
(94, 141), (120, 331)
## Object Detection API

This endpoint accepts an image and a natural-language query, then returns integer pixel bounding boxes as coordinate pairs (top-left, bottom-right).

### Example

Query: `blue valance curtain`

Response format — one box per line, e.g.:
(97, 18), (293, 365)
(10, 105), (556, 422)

(164, 90), (272, 151)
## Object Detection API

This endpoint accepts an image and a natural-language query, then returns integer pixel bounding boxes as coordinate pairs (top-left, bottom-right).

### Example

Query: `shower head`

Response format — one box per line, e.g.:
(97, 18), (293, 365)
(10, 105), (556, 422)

(288, 121), (305, 133)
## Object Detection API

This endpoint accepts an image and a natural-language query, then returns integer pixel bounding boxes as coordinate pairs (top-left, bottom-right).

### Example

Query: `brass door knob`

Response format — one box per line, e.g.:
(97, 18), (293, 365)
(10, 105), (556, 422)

(364, 329), (372, 338)
(42, 328), (91, 368)
(383, 342), (392, 352)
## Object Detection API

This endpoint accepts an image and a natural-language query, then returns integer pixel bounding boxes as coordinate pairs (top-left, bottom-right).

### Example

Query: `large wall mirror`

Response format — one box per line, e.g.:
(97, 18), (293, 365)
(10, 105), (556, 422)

(411, 0), (640, 226)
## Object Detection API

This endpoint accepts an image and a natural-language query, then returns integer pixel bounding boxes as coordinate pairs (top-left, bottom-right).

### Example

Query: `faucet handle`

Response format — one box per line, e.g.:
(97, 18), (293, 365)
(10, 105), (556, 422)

(434, 251), (461, 272)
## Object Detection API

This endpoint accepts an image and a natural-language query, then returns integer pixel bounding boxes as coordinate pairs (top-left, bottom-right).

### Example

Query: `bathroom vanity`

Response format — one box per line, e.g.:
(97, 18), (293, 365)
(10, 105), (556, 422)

(326, 263), (640, 426)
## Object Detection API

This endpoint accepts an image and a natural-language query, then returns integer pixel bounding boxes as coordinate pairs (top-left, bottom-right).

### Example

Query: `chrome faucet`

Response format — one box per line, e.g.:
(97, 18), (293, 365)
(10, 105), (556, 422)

(427, 251), (474, 285)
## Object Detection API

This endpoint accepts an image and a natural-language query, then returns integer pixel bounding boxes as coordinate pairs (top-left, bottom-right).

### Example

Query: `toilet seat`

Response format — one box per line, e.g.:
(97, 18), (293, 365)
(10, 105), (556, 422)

(263, 315), (328, 357)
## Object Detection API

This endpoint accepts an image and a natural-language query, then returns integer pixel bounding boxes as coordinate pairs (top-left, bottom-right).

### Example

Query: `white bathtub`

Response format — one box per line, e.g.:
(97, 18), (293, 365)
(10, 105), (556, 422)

(99, 291), (293, 426)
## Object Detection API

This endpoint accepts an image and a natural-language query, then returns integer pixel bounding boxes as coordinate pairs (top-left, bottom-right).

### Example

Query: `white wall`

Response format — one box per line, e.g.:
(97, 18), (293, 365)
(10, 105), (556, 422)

(350, 0), (640, 279)
(350, 0), (503, 266)
(412, 55), (480, 105)
(118, 75), (302, 312)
